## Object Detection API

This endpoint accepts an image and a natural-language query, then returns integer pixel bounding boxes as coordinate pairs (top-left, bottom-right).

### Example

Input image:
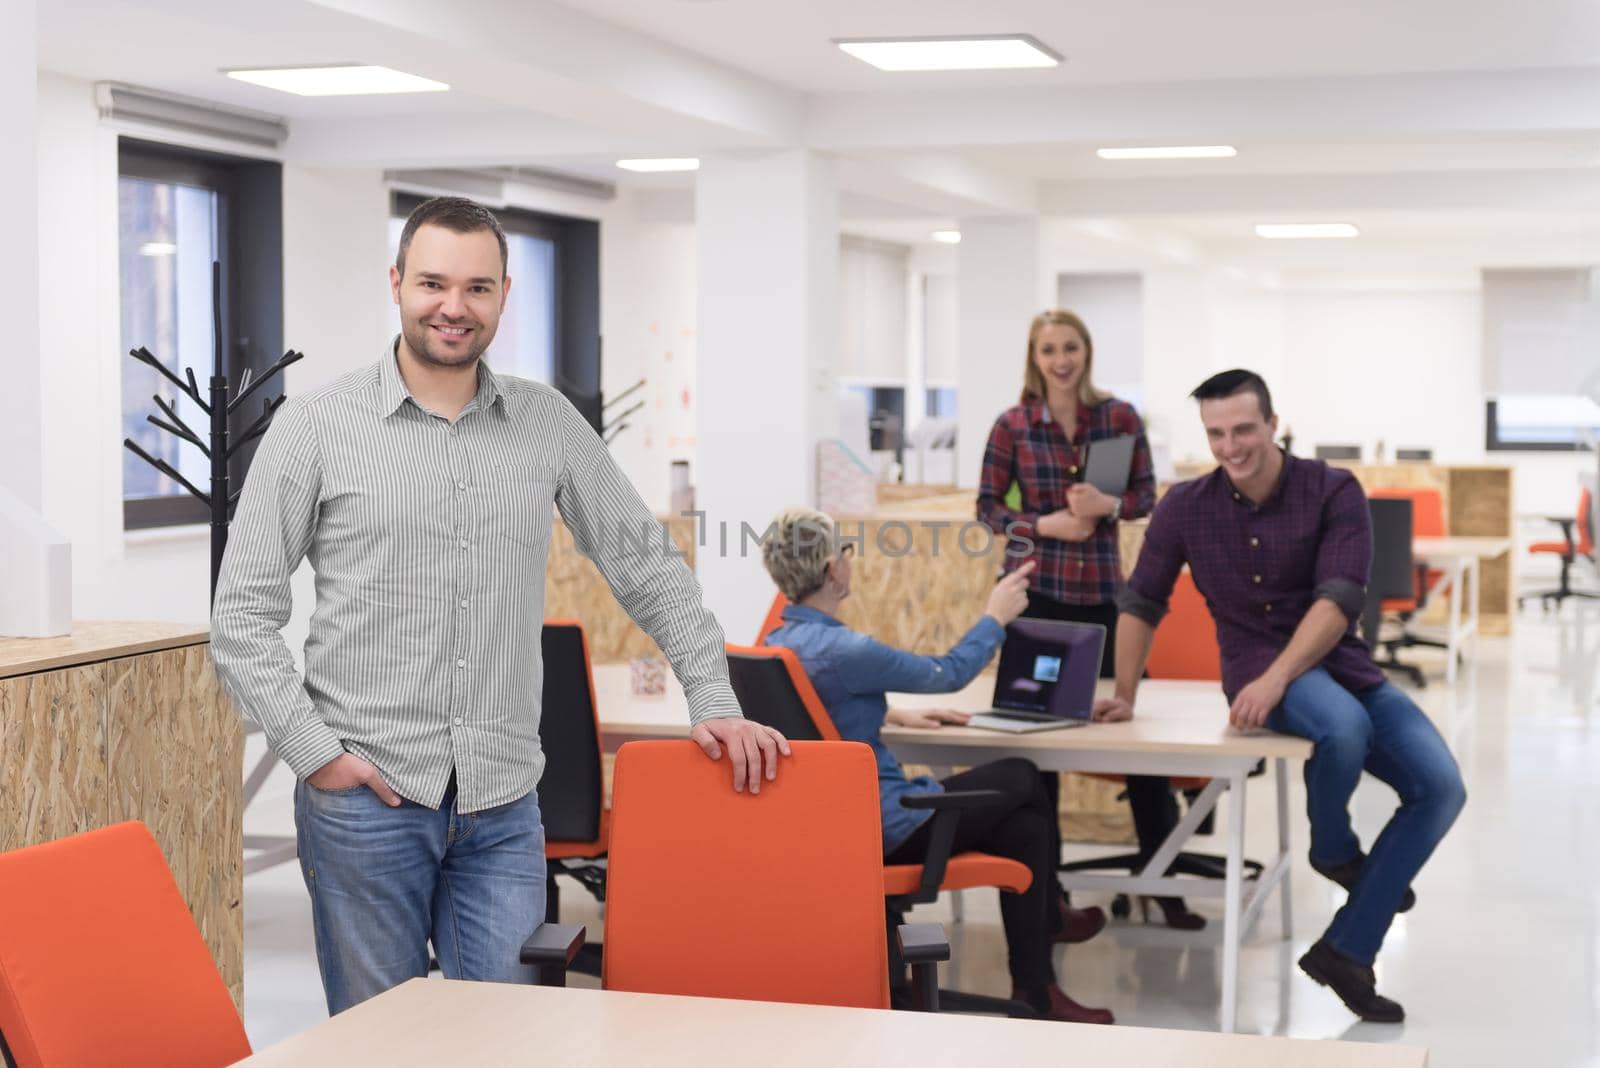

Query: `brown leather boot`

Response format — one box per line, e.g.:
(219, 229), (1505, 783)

(1053, 899), (1108, 944)
(1013, 984), (1115, 1025)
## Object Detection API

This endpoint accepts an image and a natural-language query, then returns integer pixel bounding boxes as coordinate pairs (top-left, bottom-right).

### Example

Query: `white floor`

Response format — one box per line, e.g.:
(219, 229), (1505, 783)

(240, 603), (1600, 1066)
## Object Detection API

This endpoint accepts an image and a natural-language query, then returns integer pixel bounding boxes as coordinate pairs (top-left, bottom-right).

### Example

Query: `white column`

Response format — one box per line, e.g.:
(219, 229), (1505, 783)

(3, 1), (41, 508)
(694, 150), (838, 639)
(955, 217), (1047, 488)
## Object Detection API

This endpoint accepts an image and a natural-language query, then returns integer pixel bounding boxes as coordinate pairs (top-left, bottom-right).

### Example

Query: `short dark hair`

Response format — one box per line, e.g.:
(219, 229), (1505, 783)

(395, 196), (508, 279)
(1191, 368), (1275, 421)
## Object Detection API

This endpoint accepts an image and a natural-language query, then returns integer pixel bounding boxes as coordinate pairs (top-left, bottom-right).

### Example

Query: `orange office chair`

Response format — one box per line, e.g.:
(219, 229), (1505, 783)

(521, 741), (949, 1011)
(535, 620), (608, 977)
(753, 591), (790, 646)
(0, 821), (251, 1068)
(1368, 487), (1450, 684)
(720, 643), (1036, 1018)
(1522, 487), (1598, 612)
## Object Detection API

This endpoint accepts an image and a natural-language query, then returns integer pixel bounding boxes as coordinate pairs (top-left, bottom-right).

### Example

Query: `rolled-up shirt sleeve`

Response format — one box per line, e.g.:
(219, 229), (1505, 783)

(1312, 475), (1372, 621)
(1118, 493), (1186, 626)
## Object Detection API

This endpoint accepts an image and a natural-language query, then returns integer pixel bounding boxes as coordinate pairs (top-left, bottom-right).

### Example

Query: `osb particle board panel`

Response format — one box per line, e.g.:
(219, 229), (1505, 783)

(0, 663), (109, 853)
(106, 644), (244, 1008)
(544, 516), (699, 664)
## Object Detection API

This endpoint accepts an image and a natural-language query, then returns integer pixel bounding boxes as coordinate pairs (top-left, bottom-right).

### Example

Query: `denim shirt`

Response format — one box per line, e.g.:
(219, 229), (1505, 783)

(765, 604), (1005, 853)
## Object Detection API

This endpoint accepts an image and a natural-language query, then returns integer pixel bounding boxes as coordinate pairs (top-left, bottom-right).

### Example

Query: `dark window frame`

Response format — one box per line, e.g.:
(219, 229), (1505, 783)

(1484, 399), (1586, 453)
(391, 193), (601, 432)
(119, 139), (283, 529)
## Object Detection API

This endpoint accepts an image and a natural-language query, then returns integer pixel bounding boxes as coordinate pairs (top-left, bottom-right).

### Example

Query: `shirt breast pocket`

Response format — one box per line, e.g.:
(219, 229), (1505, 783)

(483, 465), (556, 550)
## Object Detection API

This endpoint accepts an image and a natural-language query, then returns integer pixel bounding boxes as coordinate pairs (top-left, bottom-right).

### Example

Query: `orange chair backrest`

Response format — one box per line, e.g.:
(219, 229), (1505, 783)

(754, 591), (790, 646)
(1146, 569), (1223, 681)
(0, 821), (251, 1068)
(1580, 487), (1595, 557)
(1368, 486), (1446, 538)
(725, 643), (841, 742)
(602, 741), (890, 1009)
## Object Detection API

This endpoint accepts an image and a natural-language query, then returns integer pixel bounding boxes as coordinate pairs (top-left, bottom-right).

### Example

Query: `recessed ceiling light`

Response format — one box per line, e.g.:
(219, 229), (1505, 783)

(616, 158), (701, 173)
(224, 65), (448, 97)
(1097, 145), (1237, 160)
(138, 242), (177, 257)
(931, 230), (962, 244)
(834, 35), (1061, 72)
(1255, 222), (1361, 239)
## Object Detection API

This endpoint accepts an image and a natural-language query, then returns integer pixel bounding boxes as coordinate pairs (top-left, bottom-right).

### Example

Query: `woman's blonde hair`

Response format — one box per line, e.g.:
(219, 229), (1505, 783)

(760, 507), (839, 603)
(1020, 308), (1111, 407)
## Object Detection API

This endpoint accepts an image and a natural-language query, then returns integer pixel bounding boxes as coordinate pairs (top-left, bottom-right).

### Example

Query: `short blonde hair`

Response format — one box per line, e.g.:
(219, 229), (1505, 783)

(760, 507), (838, 603)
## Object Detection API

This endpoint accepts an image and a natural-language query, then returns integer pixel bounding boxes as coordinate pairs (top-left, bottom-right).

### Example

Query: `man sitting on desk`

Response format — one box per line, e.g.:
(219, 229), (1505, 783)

(1093, 369), (1466, 1023)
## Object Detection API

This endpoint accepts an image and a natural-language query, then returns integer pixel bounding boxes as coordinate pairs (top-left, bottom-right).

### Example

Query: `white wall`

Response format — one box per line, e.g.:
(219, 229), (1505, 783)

(4, 6), (41, 508)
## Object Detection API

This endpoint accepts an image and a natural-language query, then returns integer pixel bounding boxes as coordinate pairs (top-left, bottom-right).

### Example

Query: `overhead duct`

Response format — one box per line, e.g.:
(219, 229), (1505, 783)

(95, 82), (288, 148)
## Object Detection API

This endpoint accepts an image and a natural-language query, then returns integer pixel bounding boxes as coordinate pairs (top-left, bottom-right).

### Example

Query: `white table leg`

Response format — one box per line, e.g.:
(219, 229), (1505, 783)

(1467, 555), (1481, 661)
(1276, 757), (1293, 941)
(1446, 558), (1465, 686)
(1221, 771), (1246, 1034)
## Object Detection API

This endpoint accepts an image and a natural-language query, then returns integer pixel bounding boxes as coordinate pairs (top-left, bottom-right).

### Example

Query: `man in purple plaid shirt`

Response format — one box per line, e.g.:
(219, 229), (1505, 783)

(1094, 370), (1465, 1024)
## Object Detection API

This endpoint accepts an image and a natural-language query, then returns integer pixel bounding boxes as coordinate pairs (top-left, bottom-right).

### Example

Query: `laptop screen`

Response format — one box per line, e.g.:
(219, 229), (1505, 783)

(991, 618), (1107, 718)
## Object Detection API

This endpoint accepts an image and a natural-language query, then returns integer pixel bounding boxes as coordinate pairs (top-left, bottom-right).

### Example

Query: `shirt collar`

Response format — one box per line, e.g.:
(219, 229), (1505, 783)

(780, 603), (845, 627)
(1222, 447), (1293, 508)
(377, 337), (506, 420)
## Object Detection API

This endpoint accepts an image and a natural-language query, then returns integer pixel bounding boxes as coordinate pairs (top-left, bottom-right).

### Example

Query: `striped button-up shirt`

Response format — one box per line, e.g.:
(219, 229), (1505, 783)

(211, 345), (740, 813)
(977, 398), (1156, 606)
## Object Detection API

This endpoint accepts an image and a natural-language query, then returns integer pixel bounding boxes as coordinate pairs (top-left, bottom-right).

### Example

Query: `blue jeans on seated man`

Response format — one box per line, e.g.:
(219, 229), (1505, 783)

(294, 774), (546, 1015)
(1266, 668), (1466, 966)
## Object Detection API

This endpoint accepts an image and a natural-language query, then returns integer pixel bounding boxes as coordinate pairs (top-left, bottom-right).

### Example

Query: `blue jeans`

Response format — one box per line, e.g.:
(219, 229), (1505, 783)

(1267, 669), (1466, 965)
(293, 776), (547, 1015)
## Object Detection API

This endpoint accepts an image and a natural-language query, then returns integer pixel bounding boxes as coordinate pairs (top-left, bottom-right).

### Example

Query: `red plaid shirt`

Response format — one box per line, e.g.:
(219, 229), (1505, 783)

(977, 397), (1156, 606)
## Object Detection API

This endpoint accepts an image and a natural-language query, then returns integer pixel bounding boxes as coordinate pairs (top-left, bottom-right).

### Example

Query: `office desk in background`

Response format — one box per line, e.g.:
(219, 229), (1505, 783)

(236, 978), (1429, 1067)
(1412, 536), (1510, 685)
(594, 667), (1311, 1034)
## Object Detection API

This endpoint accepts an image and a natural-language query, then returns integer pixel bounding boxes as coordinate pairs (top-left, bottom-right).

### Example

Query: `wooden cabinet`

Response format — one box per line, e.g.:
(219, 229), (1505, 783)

(0, 625), (243, 1008)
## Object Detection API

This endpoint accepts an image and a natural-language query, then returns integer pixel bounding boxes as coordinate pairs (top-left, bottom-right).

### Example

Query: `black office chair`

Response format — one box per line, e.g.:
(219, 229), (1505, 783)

(1363, 498), (1426, 688)
(725, 643), (1039, 1019)
(535, 620), (608, 976)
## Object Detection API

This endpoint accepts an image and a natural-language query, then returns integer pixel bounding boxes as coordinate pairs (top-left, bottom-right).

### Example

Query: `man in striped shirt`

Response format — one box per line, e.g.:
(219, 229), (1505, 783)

(212, 196), (789, 1015)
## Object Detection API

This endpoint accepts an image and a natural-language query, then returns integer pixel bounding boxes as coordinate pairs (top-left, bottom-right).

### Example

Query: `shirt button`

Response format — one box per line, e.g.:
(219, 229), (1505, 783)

(1250, 536), (1260, 547)
(1252, 574), (1262, 584)
(459, 599), (469, 609)
(453, 717), (464, 726)
(1265, 604), (1273, 612)
(459, 539), (468, 549)
(1069, 465), (1079, 475)
(1233, 492), (1241, 501)
(457, 481), (468, 491)
(456, 658), (467, 668)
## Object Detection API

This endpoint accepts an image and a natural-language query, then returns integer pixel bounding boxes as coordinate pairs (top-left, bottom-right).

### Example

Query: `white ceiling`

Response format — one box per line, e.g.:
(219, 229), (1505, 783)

(545, 0), (1600, 92)
(32, 0), (1600, 264)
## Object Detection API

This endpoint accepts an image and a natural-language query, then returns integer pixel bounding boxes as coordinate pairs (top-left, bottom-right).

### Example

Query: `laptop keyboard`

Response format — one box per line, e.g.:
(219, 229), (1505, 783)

(987, 709), (1059, 723)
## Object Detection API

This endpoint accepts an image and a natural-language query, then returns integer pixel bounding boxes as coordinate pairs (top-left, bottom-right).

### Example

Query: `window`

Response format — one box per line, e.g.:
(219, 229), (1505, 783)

(118, 140), (283, 529)
(925, 388), (958, 419)
(1485, 396), (1600, 451)
(1482, 268), (1600, 452)
(390, 194), (600, 429)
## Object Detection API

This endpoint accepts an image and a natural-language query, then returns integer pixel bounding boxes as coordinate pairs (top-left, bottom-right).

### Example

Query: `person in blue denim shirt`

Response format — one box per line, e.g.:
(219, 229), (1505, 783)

(760, 507), (1113, 1024)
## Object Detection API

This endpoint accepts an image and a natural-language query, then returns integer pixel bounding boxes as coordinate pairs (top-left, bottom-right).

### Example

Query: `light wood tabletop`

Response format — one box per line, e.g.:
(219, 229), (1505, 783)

(1412, 536), (1511, 559)
(593, 666), (1311, 763)
(235, 979), (1428, 1067)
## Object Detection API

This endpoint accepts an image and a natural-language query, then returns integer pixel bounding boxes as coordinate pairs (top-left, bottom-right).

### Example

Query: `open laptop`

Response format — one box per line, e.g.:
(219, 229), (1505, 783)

(967, 618), (1106, 733)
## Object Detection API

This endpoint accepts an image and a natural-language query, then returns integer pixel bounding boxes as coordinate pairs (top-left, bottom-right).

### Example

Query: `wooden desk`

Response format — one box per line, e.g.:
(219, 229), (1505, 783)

(237, 979), (1428, 1066)
(593, 667), (1311, 1034)
(1412, 537), (1511, 685)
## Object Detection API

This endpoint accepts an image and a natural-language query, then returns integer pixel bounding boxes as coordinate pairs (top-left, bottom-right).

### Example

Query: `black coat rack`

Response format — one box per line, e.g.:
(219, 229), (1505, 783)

(123, 262), (303, 601)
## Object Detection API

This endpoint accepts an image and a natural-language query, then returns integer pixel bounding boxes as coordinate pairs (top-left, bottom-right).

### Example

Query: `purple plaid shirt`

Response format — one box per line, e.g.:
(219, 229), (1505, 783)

(977, 397), (1156, 606)
(1119, 452), (1384, 702)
